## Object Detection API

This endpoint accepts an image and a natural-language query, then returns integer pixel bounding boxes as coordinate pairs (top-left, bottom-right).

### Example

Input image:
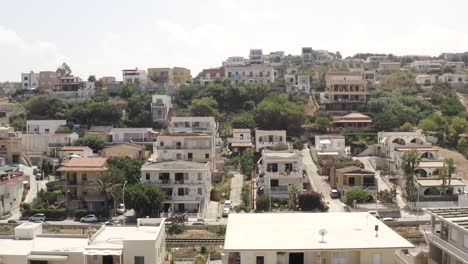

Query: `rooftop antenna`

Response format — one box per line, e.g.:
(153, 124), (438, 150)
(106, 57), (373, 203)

(375, 225), (379, 237)
(318, 228), (328, 243)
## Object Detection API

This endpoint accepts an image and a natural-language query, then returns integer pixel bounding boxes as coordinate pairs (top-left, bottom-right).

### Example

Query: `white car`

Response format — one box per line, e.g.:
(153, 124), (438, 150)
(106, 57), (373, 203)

(116, 203), (126, 215)
(222, 208), (231, 217)
(29, 213), (46, 222)
(368, 211), (381, 219)
(80, 214), (98, 223)
(382, 217), (396, 222)
(224, 200), (232, 209)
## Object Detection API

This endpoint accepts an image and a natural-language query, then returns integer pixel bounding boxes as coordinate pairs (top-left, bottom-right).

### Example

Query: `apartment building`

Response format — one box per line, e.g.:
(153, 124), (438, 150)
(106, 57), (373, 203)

(200, 67), (225, 85)
(222, 56), (247, 67)
(173, 67), (192, 84)
(147, 67), (191, 85)
(21, 71), (39, 89)
(332, 166), (377, 196)
(169, 116), (217, 134)
(366, 55), (388, 63)
(225, 65), (275, 84)
(60, 146), (95, 162)
(101, 143), (146, 160)
(0, 126), (22, 164)
(249, 49), (263, 65)
(423, 207), (468, 264)
(410, 60), (445, 72)
(301, 47), (314, 63)
(315, 135), (350, 160)
(286, 73), (312, 94)
(223, 213), (414, 264)
(22, 120), (79, 163)
(264, 51), (284, 66)
(38, 71), (59, 90)
(141, 160), (210, 214)
(257, 149), (304, 197)
(98, 76), (116, 86)
(151, 95), (172, 123)
(0, 219), (166, 264)
(122, 68), (148, 85)
(379, 62), (401, 73)
(255, 129), (287, 152)
(323, 72), (368, 113)
(108, 127), (158, 150)
(332, 112), (373, 132)
(154, 133), (214, 164)
(0, 169), (27, 217)
(227, 128), (253, 153)
(50, 76), (95, 103)
(57, 157), (108, 211)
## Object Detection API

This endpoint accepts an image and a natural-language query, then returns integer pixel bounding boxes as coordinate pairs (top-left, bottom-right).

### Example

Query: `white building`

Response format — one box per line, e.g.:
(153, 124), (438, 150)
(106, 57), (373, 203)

(301, 47), (313, 63)
(141, 160), (210, 215)
(315, 135), (350, 160)
(151, 95), (172, 123)
(249, 49), (264, 65)
(26, 119), (67, 134)
(222, 56), (247, 67)
(21, 71), (39, 89)
(108, 127), (158, 148)
(257, 149), (304, 197)
(255, 129), (287, 152)
(225, 65), (275, 84)
(223, 213), (414, 264)
(122, 68), (148, 85)
(168, 116), (217, 134)
(60, 146), (95, 162)
(154, 133), (215, 165)
(410, 60), (444, 72)
(423, 207), (468, 264)
(227, 128), (253, 153)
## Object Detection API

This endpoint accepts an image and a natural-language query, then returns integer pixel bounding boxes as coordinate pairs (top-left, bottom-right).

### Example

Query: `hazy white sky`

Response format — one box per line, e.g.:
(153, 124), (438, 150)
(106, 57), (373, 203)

(1, 0), (468, 81)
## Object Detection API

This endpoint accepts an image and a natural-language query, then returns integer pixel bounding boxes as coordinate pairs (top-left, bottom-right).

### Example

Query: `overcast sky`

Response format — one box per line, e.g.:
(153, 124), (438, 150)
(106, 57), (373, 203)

(1, 0), (468, 82)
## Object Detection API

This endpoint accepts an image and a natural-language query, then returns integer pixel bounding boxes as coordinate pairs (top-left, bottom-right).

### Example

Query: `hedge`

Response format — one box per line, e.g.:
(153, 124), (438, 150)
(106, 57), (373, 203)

(25, 208), (67, 220)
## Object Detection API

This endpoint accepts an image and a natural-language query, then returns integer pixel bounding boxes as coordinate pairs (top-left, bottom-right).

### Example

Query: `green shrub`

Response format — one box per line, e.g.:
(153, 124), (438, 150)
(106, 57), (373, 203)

(345, 188), (372, 207)
(25, 208), (67, 220)
(166, 223), (186, 235)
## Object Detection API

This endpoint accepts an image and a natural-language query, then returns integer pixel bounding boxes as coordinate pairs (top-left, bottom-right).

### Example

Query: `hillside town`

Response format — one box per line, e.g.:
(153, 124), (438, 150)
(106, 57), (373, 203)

(0, 46), (467, 264)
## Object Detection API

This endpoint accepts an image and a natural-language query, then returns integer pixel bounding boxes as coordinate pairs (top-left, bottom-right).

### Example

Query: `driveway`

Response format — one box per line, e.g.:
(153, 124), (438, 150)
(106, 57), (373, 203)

(302, 146), (345, 212)
(230, 172), (243, 207)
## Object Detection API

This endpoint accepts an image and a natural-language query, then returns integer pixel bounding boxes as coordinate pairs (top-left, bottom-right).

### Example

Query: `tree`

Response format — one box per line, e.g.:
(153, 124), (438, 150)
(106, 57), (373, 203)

(188, 96), (220, 117)
(315, 115), (331, 133)
(25, 95), (68, 120)
(121, 83), (134, 99)
(91, 173), (121, 217)
(297, 191), (327, 211)
(74, 135), (106, 152)
(68, 101), (121, 126)
(255, 194), (269, 212)
(418, 118), (438, 133)
(441, 96), (464, 116)
(56, 62), (72, 78)
(239, 150), (254, 178)
(124, 183), (165, 217)
(109, 157), (144, 184)
(174, 86), (199, 108)
(401, 149), (421, 201)
(344, 188), (371, 207)
(230, 112), (255, 129)
(87, 75), (97, 82)
(446, 158), (456, 187)
(400, 122), (414, 132)
(256, 94), (305, 135)
(9, 111), (26, 131)
(288, 185), (300, 209)
(125, 94), (153, 127)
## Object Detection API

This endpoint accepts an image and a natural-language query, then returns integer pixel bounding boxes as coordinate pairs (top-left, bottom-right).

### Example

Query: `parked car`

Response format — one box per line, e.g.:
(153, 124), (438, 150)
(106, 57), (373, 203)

(222, 208), (231, 217)
(104, 220), (119, 226)
(224, 200), (232, 209)
(35, 172), (43, 181)
(382, 217), (396, 222)
(368, 211), (381, 219)
(7, 219), (20, 224)
(330, 189), (340, 199)
(29, 213), (46, 222)
(192, 220), (208, 226)
(80, 214), (98, 223)
(116, 203), (126, 215)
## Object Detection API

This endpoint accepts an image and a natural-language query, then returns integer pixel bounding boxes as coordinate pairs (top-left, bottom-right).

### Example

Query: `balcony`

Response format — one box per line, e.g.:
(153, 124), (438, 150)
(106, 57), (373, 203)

(49, 143), (72, 147)
(158, 145), (210, 150)
(151, 102), (166, 107)
(427, 232), (468, 262)
(171, 195), (202, 201)
(264, 170), (302, 179)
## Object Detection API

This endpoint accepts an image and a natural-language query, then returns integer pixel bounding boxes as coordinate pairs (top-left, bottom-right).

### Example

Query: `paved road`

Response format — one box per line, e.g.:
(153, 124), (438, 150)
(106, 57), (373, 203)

(301, 146), (345, 212)
(230, 172), (243, 207)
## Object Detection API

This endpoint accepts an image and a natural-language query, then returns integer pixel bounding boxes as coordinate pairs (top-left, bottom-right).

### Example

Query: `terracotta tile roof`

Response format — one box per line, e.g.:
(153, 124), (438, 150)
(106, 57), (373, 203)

(57, 157), (108, 172)
(333, 113), (373, 123)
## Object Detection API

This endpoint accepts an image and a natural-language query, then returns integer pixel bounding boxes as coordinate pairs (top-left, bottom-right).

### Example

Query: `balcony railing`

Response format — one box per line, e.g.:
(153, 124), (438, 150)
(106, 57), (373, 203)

(148, 179), (205, 185)
(158, 145), (210, 150)
(170, 195), (202, 201)
(427, 232), (468, 262)
(264, 171), (302, 178)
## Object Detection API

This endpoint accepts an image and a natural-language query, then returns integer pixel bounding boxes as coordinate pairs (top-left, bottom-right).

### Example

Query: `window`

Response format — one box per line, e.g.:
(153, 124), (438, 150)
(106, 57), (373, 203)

(451, 228), (458, 242)
(188, 153), (193, 160)
(176, 154), (182, 160)
(464, 234), (468, 248)
(146, 173), (150, 180)
(82, 173), (87, 181)
(135, 256), (145, 264)
(44, 128), (50, 134)
(197, 173), (202, 180)
(160, 141), (164, 147)
(198, 188), (202, 195)
(256, 256), (264, 264)
(372, 254), (381, 264)
(205, 153), (209, 159)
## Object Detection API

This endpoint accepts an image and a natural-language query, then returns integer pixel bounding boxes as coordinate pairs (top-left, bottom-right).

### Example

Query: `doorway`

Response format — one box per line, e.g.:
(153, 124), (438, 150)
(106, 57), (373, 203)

(289, 252), (304, 264)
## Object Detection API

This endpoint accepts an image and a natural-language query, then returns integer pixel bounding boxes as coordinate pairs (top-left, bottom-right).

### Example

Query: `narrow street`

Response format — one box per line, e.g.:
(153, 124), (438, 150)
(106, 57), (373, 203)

(301, 146), (345, 212)
(230, 172), (243, 207)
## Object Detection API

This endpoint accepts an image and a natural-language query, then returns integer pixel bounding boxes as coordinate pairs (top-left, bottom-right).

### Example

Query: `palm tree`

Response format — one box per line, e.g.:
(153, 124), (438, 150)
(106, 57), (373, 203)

(400, 149), (421, 201)
(439, 166), (447, 192)
(91, 173), (122, 217)
(445, 158), (456, 187)
(288, 185), (300, 210)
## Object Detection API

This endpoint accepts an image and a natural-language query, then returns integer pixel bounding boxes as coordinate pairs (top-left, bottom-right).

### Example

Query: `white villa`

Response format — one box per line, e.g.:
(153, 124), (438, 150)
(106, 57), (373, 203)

(255, 129), (287, 152)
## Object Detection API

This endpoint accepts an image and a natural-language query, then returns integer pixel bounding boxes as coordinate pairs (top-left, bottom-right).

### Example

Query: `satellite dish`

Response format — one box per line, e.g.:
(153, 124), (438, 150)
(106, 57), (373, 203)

(318, 228), (328, 243)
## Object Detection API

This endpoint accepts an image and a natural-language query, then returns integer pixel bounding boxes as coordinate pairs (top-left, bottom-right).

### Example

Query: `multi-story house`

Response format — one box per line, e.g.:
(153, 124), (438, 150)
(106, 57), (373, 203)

(446, 61), (465, 71)
(154, 133), (214, 165)
(0, 219), (166, 264)
(59, 146), (95, 162)
(108, 127), (158, 150)
(225, 65), (275, 84)
(147, 67), (192, 86)
(21, 71), (39, 89)
(366, 55), (388, 63)
(332, 112), (373, 132)
(322, 72), (368, 114)
(151, 95), (172, 123)
(410, 60), (445, 72)
(0, 126), (22, 164)
(379, 62), (401, 73)
(222, 56), (247, 67)
(301, 47), (314, 63)
(200, 67), (225, 86)
(315, 135), (350, 160)
(49, 76), (95, 103)
(264, 51), (284, 66)
(257, 149), (304, 197)
(223, 213), (414, 264)
(57, 157), (108, 211)
(168, 116), (217, 134)
(423, 207), (468, 264)
(331, 166), (377, 197)
(255, 129), (287, 152)
(98, 76), (116, 87)
(173, 67), (192, 84)
(38, 71), (59, 90)
(227, 128), (253, 153)
(249, 49), (263, 65)
(122, 68), (148, 85)
(286, 72), (312, 94)
(0, 168), (27, 217)
(141, 160), (210, 214)
(22, 120), (79, 163)
(101, 143), (146, 160)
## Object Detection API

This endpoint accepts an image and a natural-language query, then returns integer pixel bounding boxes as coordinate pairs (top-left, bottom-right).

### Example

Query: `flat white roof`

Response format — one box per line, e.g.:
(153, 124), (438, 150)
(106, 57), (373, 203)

(88, 226), (162, 249)
(224, 213), (414, 251)
(0, 236), (88, 256)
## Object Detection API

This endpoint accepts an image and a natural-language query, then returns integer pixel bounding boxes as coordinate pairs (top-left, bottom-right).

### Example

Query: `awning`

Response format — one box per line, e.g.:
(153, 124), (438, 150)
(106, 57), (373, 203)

(317, 152), (339, 156)
(27, 255), (68, 262)
(84, 249), (122, 256)
(319, 139), (331, 144)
